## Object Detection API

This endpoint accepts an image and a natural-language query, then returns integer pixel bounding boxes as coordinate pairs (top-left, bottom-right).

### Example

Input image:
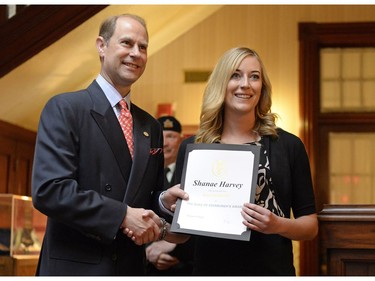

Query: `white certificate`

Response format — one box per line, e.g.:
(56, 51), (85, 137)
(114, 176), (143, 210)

(171, 143), (260, 241)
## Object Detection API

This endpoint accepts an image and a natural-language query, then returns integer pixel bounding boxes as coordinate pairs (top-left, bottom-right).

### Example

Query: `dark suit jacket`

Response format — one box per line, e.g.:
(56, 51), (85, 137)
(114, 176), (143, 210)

(32, 81), (164, 276)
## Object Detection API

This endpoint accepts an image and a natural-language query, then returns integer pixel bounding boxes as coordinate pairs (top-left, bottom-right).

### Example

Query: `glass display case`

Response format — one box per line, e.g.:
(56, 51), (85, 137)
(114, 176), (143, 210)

(0, 194), (46, 257)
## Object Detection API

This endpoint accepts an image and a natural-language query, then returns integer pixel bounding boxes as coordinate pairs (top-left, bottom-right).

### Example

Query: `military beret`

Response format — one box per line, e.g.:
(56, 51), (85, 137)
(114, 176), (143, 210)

(157, 116), (182, 133)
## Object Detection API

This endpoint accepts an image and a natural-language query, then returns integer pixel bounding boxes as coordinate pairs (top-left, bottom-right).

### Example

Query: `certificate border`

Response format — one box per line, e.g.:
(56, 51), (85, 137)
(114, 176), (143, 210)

(171, 143), (261, 241)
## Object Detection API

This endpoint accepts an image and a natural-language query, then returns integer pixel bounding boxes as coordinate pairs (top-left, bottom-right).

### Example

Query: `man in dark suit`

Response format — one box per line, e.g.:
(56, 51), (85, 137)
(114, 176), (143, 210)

(158, 116), (183, 188)
(31, 14), (187, 276)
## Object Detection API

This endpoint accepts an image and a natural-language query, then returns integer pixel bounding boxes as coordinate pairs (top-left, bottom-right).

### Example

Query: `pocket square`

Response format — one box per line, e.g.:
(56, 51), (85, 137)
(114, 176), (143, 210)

(150, 148), (163, 155)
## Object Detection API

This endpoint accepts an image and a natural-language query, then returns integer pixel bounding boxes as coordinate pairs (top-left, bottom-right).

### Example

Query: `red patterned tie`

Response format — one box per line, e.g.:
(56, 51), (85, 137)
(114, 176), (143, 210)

(118, 99), (134, 159)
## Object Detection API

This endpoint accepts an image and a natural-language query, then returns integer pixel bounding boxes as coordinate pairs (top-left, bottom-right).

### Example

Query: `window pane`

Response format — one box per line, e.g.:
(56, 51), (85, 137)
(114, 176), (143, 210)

(329, 137), (352, 174)
(329, 133), (375, 204)
(342, 81), (361, 108)
(363, 49), (375, 79)
(363, 81), (375, 108)
(320, 47), (375, 112)
(321, 81), (341, 110)
(342, 50), (361, 79)
(321, 50), (340, 79)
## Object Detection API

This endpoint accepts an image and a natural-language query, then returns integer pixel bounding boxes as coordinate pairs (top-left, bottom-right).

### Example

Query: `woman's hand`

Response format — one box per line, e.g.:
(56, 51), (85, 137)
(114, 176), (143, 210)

(241, 202), (318, 240)
(241, 202), (280, 234)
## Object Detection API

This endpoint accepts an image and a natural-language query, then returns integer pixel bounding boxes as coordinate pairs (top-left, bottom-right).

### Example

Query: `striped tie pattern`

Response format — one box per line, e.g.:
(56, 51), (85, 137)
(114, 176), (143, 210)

(118, 99), (134, 159)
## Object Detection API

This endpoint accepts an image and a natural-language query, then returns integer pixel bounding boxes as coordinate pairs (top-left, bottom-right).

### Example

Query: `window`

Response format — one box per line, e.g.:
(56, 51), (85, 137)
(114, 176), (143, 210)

(320, 48), (375, 112)
(329, 132), (375, 204)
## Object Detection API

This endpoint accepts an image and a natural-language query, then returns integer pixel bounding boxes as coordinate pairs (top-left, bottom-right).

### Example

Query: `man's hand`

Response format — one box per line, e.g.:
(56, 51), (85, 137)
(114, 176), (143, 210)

(153, 253), (180, 270)
(120, 206), (161, 245)
(146, 240), (176, 263)
(161, 184), (189, 212)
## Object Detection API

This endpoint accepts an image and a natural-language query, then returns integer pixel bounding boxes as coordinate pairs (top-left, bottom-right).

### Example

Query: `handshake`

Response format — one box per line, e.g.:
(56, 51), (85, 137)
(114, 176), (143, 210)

(120, 185), (189, 245)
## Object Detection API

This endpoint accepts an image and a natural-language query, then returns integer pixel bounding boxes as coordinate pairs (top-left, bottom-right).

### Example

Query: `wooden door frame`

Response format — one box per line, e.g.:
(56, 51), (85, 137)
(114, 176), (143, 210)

(298, 21), (375, 276)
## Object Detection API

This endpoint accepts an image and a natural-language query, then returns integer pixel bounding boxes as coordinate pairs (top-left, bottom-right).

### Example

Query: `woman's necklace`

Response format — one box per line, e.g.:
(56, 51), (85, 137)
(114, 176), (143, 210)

(220, 130), (260, 144)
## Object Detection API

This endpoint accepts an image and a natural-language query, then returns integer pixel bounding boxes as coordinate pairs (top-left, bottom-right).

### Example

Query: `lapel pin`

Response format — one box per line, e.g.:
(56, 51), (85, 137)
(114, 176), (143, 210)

(143, 131), (149, 137)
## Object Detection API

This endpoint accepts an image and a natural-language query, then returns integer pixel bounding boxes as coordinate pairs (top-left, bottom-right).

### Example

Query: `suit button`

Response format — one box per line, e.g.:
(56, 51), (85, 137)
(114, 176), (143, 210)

(105, 184), (112, 191)
(111, 253), (117, 261)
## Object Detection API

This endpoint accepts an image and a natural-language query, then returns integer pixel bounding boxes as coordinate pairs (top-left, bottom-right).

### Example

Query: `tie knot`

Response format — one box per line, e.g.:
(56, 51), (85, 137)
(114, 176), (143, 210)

(119, 99), (129, 110)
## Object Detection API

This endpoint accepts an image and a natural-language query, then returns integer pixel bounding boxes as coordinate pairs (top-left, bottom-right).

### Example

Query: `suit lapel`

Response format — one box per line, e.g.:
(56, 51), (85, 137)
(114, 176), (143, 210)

(124, 107), (151, 203)
(88, 82), (132, 189)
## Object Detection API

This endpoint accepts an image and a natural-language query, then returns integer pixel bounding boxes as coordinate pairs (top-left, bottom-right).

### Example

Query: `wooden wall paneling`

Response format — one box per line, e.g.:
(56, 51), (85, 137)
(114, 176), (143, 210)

(12, 141), (35, 196)
(0, 120), (36, 196)
(0, 136), (16, 194)
(318, 204), (375, 276)
(329, 249), (375, 276)
(0, 5), (7, 24)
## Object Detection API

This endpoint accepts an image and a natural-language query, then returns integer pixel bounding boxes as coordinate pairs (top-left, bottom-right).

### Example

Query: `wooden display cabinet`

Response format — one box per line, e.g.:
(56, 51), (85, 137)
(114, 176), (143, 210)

(0, 194), (46, 276)
(0, 255), (39, 276)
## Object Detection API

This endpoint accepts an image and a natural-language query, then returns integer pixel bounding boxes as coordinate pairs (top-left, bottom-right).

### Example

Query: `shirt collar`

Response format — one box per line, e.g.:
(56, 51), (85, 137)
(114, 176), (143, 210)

(96, 74), (131, 109)
(167, 163), (176, 173)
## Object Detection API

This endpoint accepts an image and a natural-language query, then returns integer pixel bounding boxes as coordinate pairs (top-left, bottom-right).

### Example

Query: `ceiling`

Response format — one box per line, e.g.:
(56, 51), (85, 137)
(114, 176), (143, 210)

(0, 5), (222, 132)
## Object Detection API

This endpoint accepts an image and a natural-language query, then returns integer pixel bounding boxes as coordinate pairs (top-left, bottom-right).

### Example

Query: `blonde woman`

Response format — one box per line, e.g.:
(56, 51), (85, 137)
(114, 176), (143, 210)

(175, 47), (318, 276)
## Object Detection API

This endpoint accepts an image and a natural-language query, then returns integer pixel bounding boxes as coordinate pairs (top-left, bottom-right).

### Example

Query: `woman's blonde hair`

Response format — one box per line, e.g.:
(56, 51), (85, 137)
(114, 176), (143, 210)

(195, 47), (279, 144)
